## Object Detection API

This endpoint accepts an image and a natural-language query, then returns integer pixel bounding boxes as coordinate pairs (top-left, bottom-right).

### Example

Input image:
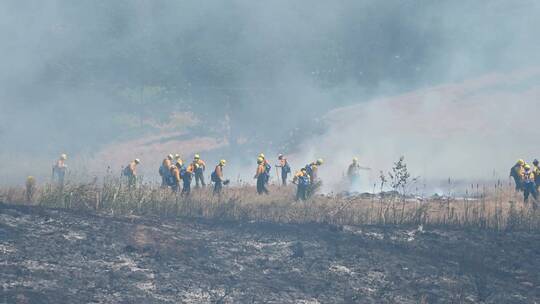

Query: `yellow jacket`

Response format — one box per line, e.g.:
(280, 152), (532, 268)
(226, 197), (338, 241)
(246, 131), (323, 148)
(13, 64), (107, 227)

(523, 170), (535, 183)
(255, 164), (265, 178)
(534, 165), (540, 178)
(170, 166), (181, 184)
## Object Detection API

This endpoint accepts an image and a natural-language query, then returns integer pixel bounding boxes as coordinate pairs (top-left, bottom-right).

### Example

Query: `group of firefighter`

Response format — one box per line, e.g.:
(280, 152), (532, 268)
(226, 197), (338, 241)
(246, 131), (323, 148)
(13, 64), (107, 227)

(510, 159), (540, 203)
(52, 152), (339, 201)
(152, 152), (326, 201)
(156, 153), (227, 196)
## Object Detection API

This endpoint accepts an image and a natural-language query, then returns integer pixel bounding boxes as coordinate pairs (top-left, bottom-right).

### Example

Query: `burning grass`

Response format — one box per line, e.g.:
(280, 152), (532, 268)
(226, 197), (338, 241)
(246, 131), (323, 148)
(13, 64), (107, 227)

(1, 177), (539, 231)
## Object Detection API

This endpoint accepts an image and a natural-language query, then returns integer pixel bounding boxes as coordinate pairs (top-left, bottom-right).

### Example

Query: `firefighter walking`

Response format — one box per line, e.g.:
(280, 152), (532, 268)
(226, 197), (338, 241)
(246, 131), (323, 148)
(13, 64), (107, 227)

(211, 160), (228, 196)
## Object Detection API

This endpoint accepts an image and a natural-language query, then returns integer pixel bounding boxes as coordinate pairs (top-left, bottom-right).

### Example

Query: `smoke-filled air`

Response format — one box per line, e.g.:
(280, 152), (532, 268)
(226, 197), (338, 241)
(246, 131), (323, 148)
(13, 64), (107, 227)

(2, 2), (540, 303)
(2, 0), (539, 188)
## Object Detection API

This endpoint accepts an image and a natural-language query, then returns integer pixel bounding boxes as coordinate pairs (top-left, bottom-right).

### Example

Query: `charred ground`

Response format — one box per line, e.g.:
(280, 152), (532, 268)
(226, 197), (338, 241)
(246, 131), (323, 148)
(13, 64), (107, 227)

(1, 202), (539, 304)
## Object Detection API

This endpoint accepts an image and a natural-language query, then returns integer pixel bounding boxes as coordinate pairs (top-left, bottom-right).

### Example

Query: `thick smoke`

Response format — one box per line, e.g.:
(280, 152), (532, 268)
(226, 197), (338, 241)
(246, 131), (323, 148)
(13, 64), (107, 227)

(298, 68), (540, 193)
(0, 1), (539, 186)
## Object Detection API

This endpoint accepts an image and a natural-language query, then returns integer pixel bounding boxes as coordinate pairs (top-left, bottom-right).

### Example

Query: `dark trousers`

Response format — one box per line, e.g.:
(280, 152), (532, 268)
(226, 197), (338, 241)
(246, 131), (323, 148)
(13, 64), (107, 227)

(213, 181), (223, 195)
(182, 179), (191, 195)
(257, 176), (269, 195)
(513, 176), (523, 192)
(171, 183), (180, 193)
(127, 176), (136, 189)
(524, 182), (538, 203)
(296, 185), (307, 201)
(161, 176), (169, 188)
(195, 171), (206, 188)
(281, 172), (288, 186)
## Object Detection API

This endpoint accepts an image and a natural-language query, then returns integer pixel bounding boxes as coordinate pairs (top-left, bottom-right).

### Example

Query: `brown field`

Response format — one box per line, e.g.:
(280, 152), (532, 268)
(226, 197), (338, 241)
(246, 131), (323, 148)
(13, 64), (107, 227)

(2, 178), (538, 232)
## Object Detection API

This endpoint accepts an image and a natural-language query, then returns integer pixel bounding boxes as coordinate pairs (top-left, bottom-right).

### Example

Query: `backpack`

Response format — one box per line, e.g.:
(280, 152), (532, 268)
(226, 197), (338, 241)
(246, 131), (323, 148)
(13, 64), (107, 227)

(264, 163), (272, 175)
(298, 174), (310, 186)
(122, 166), (132, 177)
(159, 165), (168, 177)
(179, 166), (188, 179)
(305, 164), (314, 177)
(211, 170), (220, 182)
(282, 162), (291, 174)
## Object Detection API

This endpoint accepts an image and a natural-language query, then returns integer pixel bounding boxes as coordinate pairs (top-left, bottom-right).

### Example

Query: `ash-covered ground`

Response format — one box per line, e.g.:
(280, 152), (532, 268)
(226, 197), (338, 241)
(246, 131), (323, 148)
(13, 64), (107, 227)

(1, 202), (539, 304)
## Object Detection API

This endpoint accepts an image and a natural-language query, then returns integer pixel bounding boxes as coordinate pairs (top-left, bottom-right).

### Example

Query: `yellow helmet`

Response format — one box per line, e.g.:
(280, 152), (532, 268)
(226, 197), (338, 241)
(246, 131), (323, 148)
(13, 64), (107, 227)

(258, 153), (265, 159)
(194, 154), (200, 160)
(174, 154), (180, 159)
(316, 158), (324, 165)
(352, 157), (358, 163)
(257, 157), (264, 164)
(525, 164), (531, 170)
(60, 154), (67, 160)
(220, 159), (227, 166)
(518, 159), (525, 165)
(134, 158), (141, 164)
(176, 159), (183, 166)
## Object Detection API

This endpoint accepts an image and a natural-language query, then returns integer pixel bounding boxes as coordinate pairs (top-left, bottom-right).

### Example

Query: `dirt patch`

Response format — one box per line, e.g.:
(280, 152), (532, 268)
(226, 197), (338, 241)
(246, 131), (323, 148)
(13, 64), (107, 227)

(1, 203), (539, 303)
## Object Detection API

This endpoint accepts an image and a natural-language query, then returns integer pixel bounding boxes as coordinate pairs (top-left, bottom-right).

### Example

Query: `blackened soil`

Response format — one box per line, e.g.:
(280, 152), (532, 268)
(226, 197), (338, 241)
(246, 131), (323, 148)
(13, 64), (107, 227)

(1, 202), (539, 303)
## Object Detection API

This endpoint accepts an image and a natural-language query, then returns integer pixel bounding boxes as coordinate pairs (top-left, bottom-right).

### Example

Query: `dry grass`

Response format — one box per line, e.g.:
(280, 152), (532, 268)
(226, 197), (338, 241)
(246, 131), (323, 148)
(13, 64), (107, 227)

(1, 178), (539, 231)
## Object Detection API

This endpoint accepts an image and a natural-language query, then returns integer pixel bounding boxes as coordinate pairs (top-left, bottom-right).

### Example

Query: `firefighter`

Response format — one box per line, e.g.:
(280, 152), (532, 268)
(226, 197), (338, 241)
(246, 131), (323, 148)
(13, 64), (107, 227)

(510, 159), (525, 192)
(169, 160), (182, 193)
(182, 161), (196, 196)
(193, 154), (206, 188)
(159, 154), (174, 188)
(305, 159), (324, 182)
(211, 159), (227, 195)
(259, 153), (272, 184)
(276, 154), (291, 186)
(293, 168), (311, 201)
(52, 154), (68, 186)
(26, 176), (36, 202)
(523, 164), (538, 204)
(533, 159), (540, 190)
(347, 157), (370, 186)
(123, 159), (140, 189)
(254, 157), (269, 194)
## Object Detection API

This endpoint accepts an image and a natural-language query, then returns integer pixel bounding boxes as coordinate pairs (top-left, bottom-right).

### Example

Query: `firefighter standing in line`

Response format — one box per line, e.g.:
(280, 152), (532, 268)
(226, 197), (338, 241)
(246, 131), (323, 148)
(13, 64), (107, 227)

(52, 154), (68, 186)
(522, 164), (538, 204)
(533, 159), (540, 191)
(169, 159), (182, 193)
(276, 154), (291, 186)
(193, 154), (206, 188)
(293, 167), (311, 201)
(510, 159), (525, 191)
(211, 159), (227, 196)
(182, 161), (196, 196)
(255, 157), (269, 195)
(159, 154), (174, 188)
(124, 159), (140, 189)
